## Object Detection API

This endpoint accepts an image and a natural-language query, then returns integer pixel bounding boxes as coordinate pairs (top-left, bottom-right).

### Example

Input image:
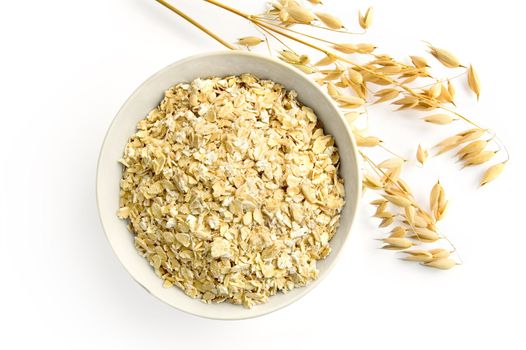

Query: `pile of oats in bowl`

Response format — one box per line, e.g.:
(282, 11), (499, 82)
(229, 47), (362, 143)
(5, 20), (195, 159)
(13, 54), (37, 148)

(117, 74), (345, 308)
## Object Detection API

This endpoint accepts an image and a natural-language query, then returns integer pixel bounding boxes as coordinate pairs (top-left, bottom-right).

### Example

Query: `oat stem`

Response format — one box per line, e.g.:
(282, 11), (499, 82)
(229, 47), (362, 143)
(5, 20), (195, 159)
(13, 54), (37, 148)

(253, 17), (343, 45)
(379, 144), (407, 161)
(254, 22), (297, 54)
(253, 24), (272, 56)
(411, 71), (467, 90)
(154, 0), (235, 50)
(299, 22), (365, 35)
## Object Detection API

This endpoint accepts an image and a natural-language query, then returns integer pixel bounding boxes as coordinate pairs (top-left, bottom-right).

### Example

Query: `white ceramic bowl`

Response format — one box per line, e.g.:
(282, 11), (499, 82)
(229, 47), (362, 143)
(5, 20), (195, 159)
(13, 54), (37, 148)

(97, 51), (361, 320)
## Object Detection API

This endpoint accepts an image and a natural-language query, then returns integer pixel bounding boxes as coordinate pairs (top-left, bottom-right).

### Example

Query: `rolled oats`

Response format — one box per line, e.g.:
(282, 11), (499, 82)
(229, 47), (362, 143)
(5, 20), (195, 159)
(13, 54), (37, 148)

(118, 74), (345, 308)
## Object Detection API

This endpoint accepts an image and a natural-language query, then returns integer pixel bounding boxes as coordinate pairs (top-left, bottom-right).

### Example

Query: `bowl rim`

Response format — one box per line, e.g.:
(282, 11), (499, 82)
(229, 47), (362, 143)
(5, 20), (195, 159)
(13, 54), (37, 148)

(96, 50), (361, 320)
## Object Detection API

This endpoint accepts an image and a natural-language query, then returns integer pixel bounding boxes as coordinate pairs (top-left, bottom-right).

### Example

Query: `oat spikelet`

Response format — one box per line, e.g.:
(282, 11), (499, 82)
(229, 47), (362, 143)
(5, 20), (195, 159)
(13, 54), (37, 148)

(374, 88), (399, 103)
(424, 258), (457, 270)
(356, 135), (381, 147)
(462, 150), (496, 167)
(427, 44), (463, 68)
(435, 136), (463, 155)
(359, 7), (374, 29)
(428, 248), (450, 260)
(429, 180), (447, 221)
(423, 114), (456, 125)
(435, 128), (487, 155)
(278, 7), (290, 22)
(429, 180), (443, 215)
(410, 56), (428, 68)
(293, 64), (316, 74)
(379, 217), (394, 228)
(332, 43), (357, 54)
(378, 157), (404, 169)
(411, 227), (440, 242)
(437, 84), (453, 104)
(435, 199), (448, 221)
(371, 199), (387, 206)
(382, 237), (413, 249)
(237, 36), (264, 47)
(375, 211), (394, 219)
(356, 43), (376, 53)
(347, 68), (363, 85)
(410, 213), (429, 228)
(363, 174), (383, 189)
(315, 12), (344, 29)
(480, 161), (506, 187)
(458, 128), (486, 143)
(326, 82), (340, 99)
(447, 80), (456, 101)
(435, 134), (462, 149)
(336, 95), (366, 108)
(390, 226), (407, 238)
(286, 6), (316, 24)
(456, 140), (487, 160)
(307, 0), (322, 4)
(416, 144), (428, 165)
(383, 194), (412, 208)
(405, 205), (416, 225)
(314, 54), (337, 66)
(467, 64), (481, 100)
(279, 50), (302, 64)
(373, 202), (388, 216)
(402, 250), (433, 262)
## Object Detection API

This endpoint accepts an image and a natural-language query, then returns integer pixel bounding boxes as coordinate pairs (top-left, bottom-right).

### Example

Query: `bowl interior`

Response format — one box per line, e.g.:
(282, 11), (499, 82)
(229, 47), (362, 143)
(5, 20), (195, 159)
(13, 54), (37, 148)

(97, 51), (360, 320)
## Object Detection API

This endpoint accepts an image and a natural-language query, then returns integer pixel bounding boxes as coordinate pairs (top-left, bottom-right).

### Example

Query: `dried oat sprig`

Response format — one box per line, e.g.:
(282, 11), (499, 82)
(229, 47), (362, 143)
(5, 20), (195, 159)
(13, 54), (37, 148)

(201, 0), (507, 171)
(154, 0), (507, 269)
(360, 151), (460, 268)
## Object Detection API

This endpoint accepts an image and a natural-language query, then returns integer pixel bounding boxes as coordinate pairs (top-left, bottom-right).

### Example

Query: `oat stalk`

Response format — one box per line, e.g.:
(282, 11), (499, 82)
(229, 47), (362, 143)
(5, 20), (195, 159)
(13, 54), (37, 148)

(154, 0), (235, 49)
(154, 0), (509, 269)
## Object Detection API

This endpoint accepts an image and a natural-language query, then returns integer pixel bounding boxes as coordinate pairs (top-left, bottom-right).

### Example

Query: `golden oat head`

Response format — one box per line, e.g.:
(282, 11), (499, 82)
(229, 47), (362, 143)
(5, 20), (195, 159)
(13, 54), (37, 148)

(456, 139), (488, 160)
(427, 43), (464, 68)
(462, 150), (496, 167)
(410, 55), (429, 68)
(428, 248), (451, 260)
(315, 12), (344, 29)
(377, 157), (404, 169)
(359, 7), (373, 30)
(416, 144), (429, 165)
(236, 36), (264, 47)
(356, 135), (381, 147)
(332, 43), (358, 54)
(383, 194), (412, 208)
(423, 113), (456, 125)
(424, 258), (457, 270)
(286, 6), (316, 24)
(314, 54), (337, 66)
(480, 161), (506, 186)
(382, 237), (413, 249)
(467, 64), (481, 100)
(390, 226), (407, 238)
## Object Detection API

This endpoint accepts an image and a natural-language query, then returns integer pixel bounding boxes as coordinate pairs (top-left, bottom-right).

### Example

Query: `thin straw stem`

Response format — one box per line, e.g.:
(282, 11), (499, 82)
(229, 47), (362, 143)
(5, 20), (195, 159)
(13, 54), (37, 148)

(154, 0), (235, 50)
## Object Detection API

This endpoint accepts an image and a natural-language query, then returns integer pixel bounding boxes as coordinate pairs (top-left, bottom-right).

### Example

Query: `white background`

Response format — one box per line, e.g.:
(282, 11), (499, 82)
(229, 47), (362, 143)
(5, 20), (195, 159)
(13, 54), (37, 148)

(1, 0), (525, 349)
